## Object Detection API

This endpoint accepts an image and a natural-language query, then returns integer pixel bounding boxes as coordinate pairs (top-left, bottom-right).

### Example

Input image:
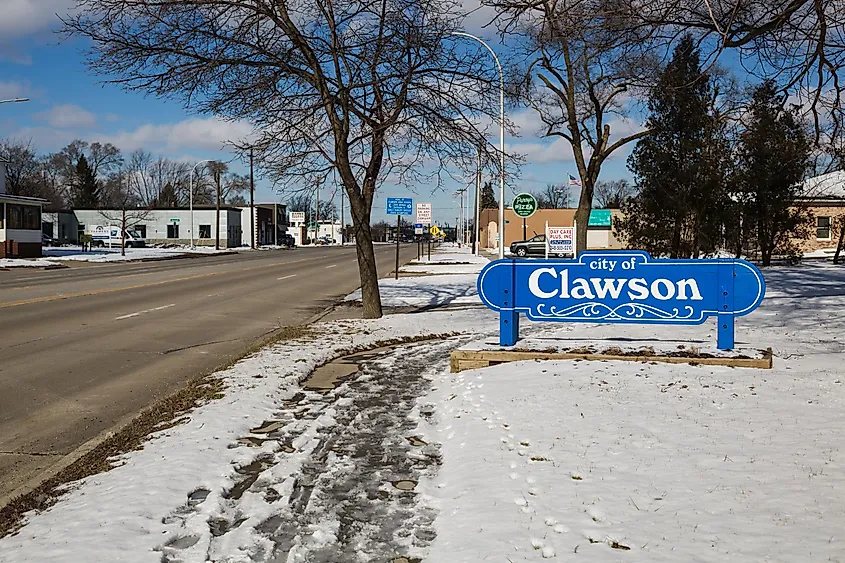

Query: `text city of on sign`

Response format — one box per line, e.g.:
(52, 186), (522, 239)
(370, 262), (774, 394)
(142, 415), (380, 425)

(477, 250), (765, 350)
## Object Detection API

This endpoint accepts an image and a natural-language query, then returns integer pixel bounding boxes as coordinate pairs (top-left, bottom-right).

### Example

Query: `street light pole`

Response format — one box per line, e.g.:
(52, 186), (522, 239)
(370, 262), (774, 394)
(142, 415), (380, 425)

(189, 159), (215, 248)
(446, 32), (506, 259)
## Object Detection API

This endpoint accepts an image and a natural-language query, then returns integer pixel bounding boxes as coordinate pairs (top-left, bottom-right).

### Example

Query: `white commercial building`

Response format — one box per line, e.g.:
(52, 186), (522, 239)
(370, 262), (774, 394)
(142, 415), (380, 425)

(287, 212), (342, 246)
(57, 207), (244, 248)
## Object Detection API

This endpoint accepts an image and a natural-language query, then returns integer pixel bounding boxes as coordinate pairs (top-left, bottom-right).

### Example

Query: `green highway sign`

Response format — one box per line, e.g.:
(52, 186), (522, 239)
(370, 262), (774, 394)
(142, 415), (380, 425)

(512, 193), (538, 218)
(588, 209), (612, 227)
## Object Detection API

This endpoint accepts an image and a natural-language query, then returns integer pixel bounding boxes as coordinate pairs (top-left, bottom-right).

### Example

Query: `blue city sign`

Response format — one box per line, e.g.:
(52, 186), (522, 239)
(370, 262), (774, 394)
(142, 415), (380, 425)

(477, 250), (765, 350)
(386, 197), (413, 216)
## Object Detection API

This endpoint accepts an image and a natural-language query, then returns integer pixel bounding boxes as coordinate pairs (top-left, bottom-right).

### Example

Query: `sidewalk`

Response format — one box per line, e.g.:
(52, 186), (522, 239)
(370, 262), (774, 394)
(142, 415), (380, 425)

(2, 248), (844, 562)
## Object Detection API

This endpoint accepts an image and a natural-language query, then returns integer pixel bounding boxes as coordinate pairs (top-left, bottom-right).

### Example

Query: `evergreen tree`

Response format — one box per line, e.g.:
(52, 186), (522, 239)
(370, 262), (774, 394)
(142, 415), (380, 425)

(736, 80), (810, 266)
(616, 35), (728, 258)
(480, 181), (498, 210)
(72, 154), (101, 208)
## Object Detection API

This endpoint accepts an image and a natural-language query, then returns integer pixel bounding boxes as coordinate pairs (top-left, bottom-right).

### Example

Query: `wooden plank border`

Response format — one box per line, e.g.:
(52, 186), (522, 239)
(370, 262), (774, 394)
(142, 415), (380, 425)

(450, 348), (773, 373)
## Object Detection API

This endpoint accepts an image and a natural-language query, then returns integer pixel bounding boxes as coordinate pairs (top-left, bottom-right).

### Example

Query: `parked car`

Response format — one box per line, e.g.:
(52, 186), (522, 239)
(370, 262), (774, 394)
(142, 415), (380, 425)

(510, 234), (547, 257)
(42, 233), (57, 247)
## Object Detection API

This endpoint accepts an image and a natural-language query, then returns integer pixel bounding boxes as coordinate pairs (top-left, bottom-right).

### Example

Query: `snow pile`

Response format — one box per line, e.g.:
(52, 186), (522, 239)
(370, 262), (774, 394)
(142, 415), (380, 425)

(41, 246), (235, 263)
(401, 245), (489, 275)
(345, 275), (479, 307)
(0, 258), (62, 268)
(425, 262), (845, 562)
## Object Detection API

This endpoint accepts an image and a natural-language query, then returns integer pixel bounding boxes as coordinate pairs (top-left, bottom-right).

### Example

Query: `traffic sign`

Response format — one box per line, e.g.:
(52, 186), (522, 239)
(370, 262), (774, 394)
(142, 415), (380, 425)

(512, 193), (537, 218)
(416, 203), (432, 224)
(386, 197), (413, 216)
(414, 223), (424, 235)
(547, 227), (574, 254)
(429, 225), (441, 236)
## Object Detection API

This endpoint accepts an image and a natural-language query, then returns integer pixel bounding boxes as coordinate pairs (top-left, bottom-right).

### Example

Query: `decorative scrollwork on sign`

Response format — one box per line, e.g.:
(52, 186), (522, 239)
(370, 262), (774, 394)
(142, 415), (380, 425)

(534, 303), (698, 322)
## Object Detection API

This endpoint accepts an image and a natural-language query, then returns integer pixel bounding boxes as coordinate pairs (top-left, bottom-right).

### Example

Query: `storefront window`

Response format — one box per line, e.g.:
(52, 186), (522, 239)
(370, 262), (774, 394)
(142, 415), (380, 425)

(5, 205), (40, 230)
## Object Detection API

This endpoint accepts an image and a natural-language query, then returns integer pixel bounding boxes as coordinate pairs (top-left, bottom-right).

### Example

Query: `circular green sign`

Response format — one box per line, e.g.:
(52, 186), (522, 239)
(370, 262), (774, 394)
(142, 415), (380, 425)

(512, 193), (538, 218)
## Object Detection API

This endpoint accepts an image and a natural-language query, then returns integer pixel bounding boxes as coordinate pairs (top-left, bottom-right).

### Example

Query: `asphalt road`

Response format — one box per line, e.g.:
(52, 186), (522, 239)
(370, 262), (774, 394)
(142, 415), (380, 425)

(0, 244), (418, 502)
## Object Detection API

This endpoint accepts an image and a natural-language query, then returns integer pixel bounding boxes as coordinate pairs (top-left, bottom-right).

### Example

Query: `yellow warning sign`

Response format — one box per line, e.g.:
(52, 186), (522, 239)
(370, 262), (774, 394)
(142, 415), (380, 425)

(429, 225), (442, 236)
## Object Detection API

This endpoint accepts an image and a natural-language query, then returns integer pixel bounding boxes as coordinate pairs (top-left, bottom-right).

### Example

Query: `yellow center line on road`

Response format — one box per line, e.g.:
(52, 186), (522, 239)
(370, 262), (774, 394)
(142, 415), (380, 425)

(0, 255), (324, 310)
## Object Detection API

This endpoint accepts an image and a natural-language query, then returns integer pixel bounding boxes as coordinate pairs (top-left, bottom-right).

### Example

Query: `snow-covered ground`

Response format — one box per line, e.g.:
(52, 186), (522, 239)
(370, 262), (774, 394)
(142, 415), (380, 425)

(0, 258), (62, 268)
(40, 245), (237, 263)
(2, 247), (844, 562)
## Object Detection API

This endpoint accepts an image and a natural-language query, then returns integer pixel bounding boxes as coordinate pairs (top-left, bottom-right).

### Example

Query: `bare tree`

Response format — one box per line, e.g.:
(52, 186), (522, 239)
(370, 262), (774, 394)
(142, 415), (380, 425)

(489, 0), (659, 253)
(532, 182), (570, 209)
(99, 169), (151, 256)
(616, 0), (845, 147)
(0, 139), (42, 197)
(63, 0), (499, 318)
(594, 179), (635, 208)
(51, 139), (123, 205)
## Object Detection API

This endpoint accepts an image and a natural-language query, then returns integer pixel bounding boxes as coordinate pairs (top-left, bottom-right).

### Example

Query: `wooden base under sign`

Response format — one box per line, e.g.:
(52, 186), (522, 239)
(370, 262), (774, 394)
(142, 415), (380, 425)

(450, 348), (773, 373)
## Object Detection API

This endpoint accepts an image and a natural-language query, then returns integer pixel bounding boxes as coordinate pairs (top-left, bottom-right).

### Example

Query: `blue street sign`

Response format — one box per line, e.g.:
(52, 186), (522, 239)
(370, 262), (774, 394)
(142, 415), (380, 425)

(386, 197), (413, 216)
(477, 250), (765, 350)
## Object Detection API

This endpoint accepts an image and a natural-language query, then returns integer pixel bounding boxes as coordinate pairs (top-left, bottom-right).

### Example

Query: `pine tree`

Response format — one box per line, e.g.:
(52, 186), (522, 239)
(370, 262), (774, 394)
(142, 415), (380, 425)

(736, 80), (810, 266)
(72, 154), (101, 208)
(480, 181), (498, 210)
(616, 35), (728, 258)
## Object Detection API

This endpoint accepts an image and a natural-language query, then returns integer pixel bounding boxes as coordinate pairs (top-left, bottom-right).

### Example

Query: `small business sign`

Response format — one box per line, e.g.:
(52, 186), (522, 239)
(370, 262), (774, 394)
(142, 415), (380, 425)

(386, 197), (413, 216)
(547, 227), (574, 254)
(588, 209), (612, 227)
(477, 250), (765, 350)
(289, 211), (306, 223)
(416, 203), (432, 225)
(170, 218), (180, 224)
(512, 193), (538, 218)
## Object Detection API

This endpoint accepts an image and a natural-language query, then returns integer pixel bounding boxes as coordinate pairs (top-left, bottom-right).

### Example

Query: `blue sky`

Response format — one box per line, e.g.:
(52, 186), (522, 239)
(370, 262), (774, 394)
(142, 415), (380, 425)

(0, 0), (637, 225)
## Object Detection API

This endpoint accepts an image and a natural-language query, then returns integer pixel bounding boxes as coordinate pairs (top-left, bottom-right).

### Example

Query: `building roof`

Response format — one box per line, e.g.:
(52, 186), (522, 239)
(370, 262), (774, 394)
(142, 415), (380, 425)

(69, 206), (245, 212)
(800, 170), (845, 201)
(0, 193), (49, 205)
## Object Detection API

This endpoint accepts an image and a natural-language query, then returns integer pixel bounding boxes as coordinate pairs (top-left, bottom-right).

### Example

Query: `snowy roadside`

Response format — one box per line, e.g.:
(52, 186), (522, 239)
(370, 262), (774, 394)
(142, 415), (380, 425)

(39, 245), (240, 263)
(0, 258), (63, 268)
(423, 261), (845, 562)
(3, 247), (844, 563)
(0, 245), (496, 563)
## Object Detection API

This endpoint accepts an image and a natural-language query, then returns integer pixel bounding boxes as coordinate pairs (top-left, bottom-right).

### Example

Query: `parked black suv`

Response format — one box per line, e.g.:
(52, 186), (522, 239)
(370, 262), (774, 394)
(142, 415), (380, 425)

(510, 234), (547, 257)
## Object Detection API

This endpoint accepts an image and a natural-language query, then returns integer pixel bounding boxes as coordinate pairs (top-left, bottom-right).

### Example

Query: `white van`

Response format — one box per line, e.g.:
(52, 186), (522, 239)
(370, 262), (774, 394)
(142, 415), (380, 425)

(87, 225), (146, 248)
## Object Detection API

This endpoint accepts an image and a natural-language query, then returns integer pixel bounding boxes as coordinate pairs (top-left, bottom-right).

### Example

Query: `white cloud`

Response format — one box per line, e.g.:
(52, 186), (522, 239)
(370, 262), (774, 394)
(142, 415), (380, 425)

(508, 136), (576, 164)
(0, 80), (30, 100)
(34, 104), (97, 129)
(0, 0), (74, 40)
(101, 117), (255, 153)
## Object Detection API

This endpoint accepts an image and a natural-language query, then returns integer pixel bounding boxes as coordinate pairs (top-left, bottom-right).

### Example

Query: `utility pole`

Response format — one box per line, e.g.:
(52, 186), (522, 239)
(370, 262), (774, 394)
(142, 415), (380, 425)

(249, 148), (255, 249)
(474, 146), (481, 255)
(215, 166), (222, 250)
(341, 187), (345, 244)
(315, 185), (320, 244)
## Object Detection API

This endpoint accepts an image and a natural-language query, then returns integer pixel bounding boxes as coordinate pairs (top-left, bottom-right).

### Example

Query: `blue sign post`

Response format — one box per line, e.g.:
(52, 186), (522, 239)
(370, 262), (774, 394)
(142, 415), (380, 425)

(386, 197), (413, 279)
(477, 250), (765, 350)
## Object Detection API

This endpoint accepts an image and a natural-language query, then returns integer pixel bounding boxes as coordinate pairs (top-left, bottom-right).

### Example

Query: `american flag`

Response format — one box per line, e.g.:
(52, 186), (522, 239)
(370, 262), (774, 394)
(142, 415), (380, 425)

(568, 174), (582, 187)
